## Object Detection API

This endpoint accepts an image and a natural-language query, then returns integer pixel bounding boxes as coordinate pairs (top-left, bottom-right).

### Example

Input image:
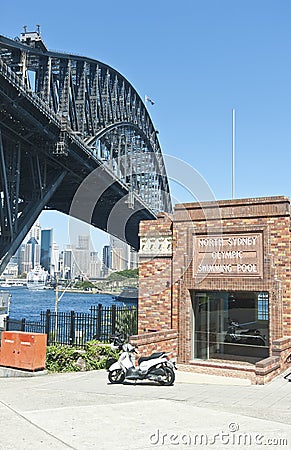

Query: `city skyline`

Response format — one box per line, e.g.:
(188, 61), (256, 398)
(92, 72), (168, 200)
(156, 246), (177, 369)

(37, 212), (110, 259)
(2, 2), (291, 268)
(2, 221), (138, 280)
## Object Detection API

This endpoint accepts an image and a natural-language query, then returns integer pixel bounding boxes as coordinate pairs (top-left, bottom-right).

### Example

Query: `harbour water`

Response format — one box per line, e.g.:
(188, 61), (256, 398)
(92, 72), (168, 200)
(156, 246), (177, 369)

(1, 287), (131, 322)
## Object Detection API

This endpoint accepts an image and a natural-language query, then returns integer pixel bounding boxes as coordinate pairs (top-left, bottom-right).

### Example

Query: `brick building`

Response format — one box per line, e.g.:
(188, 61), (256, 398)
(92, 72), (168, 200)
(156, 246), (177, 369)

(132, 196), (291, 384)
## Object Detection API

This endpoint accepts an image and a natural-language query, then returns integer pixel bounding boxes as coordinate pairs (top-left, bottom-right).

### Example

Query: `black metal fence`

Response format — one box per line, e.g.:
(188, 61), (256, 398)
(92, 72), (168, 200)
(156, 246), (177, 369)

(5, 304), (137, 347)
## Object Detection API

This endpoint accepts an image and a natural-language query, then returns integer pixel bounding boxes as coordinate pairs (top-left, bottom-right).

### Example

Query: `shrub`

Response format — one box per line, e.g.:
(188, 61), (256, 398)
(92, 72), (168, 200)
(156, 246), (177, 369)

(115, 307), (137, 336)
(82, 340), (119, 370)
(46, 341), (119, 373)
(46, 344), (80, 372)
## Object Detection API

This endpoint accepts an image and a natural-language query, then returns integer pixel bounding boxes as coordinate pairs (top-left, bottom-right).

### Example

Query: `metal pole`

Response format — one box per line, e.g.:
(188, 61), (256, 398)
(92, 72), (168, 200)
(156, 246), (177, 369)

(232, 109), (235, 199)
(45, 309), (51, 345)
(69, 311), (75, 346)
(54, 273), (59, 315)
(54, 273), (59, 339)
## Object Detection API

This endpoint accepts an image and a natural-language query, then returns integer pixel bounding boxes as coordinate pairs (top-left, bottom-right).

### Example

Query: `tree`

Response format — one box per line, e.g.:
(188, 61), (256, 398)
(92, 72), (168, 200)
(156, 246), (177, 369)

(107, 268), (138, 281)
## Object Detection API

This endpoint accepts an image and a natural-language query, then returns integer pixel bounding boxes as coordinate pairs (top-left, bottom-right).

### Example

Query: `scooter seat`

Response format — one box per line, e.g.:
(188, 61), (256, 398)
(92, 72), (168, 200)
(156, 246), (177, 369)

(138, 352), (165, 364)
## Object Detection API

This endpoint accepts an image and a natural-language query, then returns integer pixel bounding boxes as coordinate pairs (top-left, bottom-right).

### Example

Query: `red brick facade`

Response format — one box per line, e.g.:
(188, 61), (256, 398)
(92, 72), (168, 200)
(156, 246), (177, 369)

(132, 196), (291, 384)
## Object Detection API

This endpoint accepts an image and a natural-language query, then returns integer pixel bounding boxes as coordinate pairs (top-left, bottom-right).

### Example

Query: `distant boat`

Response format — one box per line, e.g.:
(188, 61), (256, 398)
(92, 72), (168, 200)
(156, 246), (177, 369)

(0, 281), (26, 288)
(26, 266), (48, 290)
(113, 287), (138, 304)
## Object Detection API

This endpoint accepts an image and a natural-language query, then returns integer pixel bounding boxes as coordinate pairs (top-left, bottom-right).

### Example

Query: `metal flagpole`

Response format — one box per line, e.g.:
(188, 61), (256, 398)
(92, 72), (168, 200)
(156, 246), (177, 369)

(232, 108), (235, 199)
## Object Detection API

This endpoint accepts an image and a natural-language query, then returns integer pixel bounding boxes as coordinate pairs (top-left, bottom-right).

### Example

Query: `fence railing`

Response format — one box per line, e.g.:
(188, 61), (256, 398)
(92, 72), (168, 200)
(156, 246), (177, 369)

(5, 304), (137, 347)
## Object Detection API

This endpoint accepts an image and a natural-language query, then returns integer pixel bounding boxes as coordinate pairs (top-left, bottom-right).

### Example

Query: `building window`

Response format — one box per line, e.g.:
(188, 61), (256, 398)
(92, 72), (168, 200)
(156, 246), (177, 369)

(257, 292), (269, 321)
(192, 290), (269, 363)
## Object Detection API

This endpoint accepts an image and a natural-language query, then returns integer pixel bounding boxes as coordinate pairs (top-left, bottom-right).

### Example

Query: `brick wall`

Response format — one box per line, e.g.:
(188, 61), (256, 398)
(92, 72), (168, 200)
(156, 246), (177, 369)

(138, 213), (174, 333)
(130, 330), (178, 359)
(137, 196), (291, 384)
(174, 196), (291, 370)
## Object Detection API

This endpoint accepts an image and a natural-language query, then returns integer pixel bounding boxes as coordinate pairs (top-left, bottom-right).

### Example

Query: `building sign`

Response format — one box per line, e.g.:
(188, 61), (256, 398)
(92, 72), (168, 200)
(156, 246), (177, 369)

(193, 233), (263, 278)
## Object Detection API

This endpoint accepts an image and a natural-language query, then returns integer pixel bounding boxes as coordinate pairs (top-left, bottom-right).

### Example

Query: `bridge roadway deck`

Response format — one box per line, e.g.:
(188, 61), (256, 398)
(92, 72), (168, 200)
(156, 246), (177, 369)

(0, 368), (290, 449)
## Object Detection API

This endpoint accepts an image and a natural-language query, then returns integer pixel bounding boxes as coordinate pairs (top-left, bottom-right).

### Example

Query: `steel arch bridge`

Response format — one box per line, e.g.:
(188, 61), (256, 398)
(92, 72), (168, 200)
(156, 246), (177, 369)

(0, 30), (172, 273)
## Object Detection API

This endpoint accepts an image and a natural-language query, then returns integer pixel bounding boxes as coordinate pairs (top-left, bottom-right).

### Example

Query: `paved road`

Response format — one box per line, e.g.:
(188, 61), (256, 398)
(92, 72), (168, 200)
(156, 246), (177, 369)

(0, 369), (290, 449)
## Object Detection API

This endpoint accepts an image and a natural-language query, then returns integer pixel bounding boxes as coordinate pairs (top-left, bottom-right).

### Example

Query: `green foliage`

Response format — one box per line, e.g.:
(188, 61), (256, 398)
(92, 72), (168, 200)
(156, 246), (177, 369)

(73, 280), (95, 290)
(107, 268), (138, 281)
(116, 307), (137, 336)
(83, 340), (119, 370)
(46, 341), (119, 373)
(46, 344), (81, 372)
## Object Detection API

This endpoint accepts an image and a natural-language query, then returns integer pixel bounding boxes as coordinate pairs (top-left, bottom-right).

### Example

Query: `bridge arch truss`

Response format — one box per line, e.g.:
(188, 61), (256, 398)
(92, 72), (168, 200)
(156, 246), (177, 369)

(0, 31), (172, 272)
(0, 32), (171, 213)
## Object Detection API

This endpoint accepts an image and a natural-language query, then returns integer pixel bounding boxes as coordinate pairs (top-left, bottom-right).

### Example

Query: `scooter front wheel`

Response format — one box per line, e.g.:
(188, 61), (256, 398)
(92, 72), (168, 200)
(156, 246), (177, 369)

(108, 369), (125, 384)
(158, 366), (175, 386)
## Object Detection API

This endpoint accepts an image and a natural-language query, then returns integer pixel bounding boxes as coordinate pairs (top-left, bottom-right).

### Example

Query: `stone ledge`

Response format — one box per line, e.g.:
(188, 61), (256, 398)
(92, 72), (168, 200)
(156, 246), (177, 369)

(255, 356), (280, 376)
(188, 359), (255, 373)
(272, 336), (291, 351)
(256, 356), (280, 368)
(184, 356), (283, 384)
(174, 196), (290, 211)
(181, 361), (256, 383)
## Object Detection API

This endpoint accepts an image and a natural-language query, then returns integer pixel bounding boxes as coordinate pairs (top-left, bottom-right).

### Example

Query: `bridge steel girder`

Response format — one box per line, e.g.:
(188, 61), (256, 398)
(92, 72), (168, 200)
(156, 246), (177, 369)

(0, 32), (172, 274)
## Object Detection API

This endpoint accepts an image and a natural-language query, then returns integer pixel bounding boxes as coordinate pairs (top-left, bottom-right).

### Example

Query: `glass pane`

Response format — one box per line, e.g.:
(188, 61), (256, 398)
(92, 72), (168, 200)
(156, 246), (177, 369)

(193, 291), (269, 363)
(193, 293), (209, 359)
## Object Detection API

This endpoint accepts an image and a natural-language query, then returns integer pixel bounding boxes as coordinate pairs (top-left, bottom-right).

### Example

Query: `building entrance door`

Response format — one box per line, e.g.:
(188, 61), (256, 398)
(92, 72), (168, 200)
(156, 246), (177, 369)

(193, 292), (224, 359)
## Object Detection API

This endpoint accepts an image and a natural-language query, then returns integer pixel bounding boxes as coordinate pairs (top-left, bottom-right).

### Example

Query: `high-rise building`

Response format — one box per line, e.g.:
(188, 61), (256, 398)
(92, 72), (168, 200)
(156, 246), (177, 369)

(129, 246), (138, 269)
(26, 237), (40, 269)
(73, 248), (90, 278)
(102, 245), (111, 277)
(78, 235), (90, 250)
(90, 252), (101, 278)
(109, 237), (138, 271)
(2, 262), (18, 278)
(40, 229), (53, 273)
(16, 221), (41, 274)
(20, 243), (33, 274)
(58, 251), (64, 278)
(10, 251), (21, 276)
(28, 222), (41, 242)
(63, 247), (73, 279)
(50, 242), (59, 276)
(111, 247), (125, 271)
(110, 236), (128, 272)
(70, 235), (92, 279)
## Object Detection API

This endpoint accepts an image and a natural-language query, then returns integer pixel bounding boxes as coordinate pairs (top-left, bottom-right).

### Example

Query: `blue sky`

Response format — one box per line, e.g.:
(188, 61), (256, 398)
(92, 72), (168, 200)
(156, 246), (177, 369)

(1, 1), (291, 253)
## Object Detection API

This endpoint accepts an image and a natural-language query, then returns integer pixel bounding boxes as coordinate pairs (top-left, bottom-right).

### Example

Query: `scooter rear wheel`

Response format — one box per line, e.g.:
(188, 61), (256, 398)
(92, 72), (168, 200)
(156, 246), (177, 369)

(158, 366), (175, 386)
(108, 369), (125, 384)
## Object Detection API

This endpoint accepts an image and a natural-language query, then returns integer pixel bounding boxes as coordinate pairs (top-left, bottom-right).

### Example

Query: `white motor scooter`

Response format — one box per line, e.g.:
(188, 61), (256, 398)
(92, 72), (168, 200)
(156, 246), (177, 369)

(107, 333), (176, 386)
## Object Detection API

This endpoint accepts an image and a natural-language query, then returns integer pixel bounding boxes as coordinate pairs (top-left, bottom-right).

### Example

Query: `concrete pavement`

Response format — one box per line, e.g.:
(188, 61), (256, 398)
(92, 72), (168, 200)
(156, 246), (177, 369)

(0, 368), (290, 449)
